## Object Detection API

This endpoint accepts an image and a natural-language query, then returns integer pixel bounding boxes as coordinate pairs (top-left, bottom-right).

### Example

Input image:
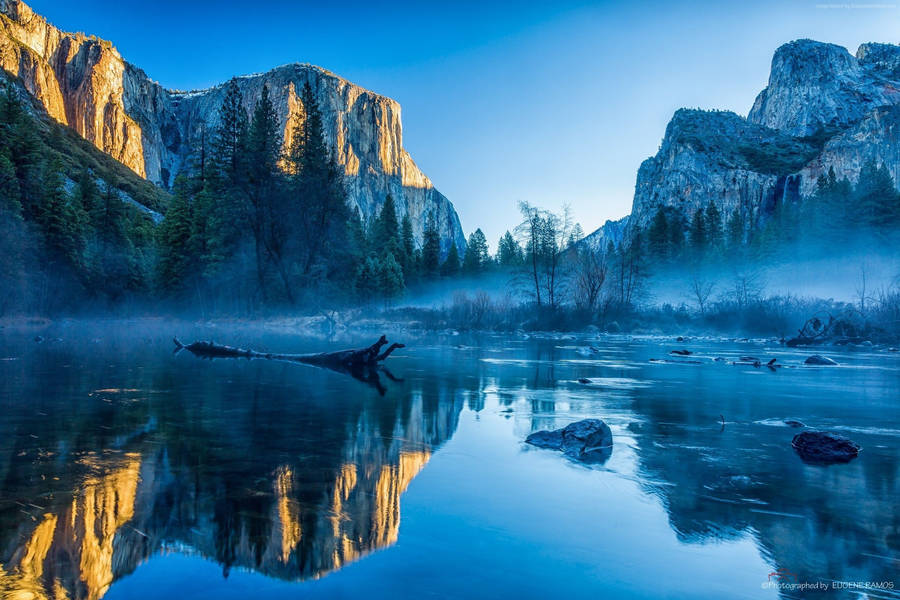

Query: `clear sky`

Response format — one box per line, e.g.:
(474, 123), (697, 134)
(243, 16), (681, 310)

(30, 0), (900, 246)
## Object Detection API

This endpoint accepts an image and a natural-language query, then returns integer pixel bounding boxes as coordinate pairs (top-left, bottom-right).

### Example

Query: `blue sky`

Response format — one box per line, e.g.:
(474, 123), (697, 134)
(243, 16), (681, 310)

(31, 0), (900, 246)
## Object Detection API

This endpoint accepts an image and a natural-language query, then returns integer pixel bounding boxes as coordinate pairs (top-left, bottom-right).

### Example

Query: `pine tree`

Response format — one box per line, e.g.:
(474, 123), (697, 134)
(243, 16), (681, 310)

(855, 158), (899, 231)
(726, 207), (745, 251)
(157, 175), (194, 292)
(288, 81), (351, 279)
(689, 208), (707, 256)
(374, 194), (401, 255)
(72, 169), (100, 219)
(441, 242), (460, 277)
(214, 78), (248, 182)
(38, 160), (86, 268)
(354, 254), (381, 301)
(497, 230), (523, 267)
(0, 150), (21, 216)
(400, 213), (416, 278)
(422, 214), (441, 277)
(704, 201), (723, 251)
(378, 252), (405, 304)
(463, 228), (489, 273)
(647, 207), (670, 261)
(245, 84), (285, 299)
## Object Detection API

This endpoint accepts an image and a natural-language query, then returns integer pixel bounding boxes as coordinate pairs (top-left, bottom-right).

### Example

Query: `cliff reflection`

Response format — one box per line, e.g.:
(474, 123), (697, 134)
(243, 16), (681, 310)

(0, 335), (465, 600)
(625, 373), (900, 591)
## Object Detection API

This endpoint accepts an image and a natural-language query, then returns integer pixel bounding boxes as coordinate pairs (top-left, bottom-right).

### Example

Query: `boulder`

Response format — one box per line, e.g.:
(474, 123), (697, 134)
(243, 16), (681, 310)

(526, 419), (613, 461)
(805, 355), (838, 366)
(783, 419), (805, 428)
(791, 431), (860, 464)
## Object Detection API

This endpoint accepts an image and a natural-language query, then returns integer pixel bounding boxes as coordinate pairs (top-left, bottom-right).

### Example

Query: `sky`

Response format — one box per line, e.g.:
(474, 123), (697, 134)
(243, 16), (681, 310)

(30, 0), (900, 247)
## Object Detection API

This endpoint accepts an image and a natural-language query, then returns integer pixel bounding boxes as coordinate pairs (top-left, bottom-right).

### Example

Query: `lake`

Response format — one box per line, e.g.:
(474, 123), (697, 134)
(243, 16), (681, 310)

(1, 322), (898, 599)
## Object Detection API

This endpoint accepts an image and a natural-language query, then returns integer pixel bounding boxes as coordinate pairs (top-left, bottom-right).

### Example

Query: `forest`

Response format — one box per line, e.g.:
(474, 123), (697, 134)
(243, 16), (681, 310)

(1, 74), (899, 343)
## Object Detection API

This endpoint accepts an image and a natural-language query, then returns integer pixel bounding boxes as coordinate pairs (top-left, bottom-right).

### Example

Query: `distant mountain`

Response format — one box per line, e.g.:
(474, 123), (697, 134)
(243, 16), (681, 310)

(581, 215), (629, 250)
(585, 39), (900, 245)
(0, 0), (465, 253)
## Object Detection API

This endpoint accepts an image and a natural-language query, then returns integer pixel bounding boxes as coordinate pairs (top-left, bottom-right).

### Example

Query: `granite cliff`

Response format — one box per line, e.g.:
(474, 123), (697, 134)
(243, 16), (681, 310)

(588, 39), (900, 244)
(0, 0), (465, 252)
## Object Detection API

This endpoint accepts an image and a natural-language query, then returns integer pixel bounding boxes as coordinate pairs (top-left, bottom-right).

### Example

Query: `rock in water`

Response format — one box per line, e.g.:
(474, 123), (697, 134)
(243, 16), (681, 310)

(792, 431), (860, 463)
(783, 419), (805, 428)
(525, 419), (613, 461)
(524, 429), (564, 449)
(805, 355), (838, 366)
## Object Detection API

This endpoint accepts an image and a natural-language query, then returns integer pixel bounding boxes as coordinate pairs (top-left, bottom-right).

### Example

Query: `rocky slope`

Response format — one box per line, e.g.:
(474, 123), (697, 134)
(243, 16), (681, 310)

(587, 39), (900, 244)
(0, 0), (465, 252)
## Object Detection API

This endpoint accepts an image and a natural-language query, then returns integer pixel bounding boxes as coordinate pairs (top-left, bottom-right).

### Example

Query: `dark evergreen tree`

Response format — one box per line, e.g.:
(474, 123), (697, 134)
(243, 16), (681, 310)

(689, 208), (707, 255)
(647, 207), (670, 260)
(214, 78), (248, 181)
(422, 214), (441, 277)
(378, 252), (405, 304)
(288, 81), (351, 281)
(441, 242), (461, 277)
(38, 160), (86, 268)
(463, 228), (489, 273)
(854, 158), (899, 231)
(374, 194), (401, 256)
(704, 201), (723, 251)
(497, 230), (523, 267)
(400, 213), (416, 278)
(156, 175), (194, 292)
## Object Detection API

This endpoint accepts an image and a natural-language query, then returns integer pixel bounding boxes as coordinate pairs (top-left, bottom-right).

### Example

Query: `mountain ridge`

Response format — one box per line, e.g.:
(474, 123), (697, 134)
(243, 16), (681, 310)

(586, 38), (900, 247)
(0, 0), (466, 253)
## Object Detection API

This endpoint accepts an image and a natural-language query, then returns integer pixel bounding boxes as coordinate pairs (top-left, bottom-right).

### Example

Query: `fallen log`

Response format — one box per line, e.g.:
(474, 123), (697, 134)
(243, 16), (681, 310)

(173, 335), (405, 394)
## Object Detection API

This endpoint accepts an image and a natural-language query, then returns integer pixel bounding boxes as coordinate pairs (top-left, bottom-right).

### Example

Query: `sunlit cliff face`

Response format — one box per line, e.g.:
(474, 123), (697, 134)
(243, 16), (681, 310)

(0, 0), (146, 177)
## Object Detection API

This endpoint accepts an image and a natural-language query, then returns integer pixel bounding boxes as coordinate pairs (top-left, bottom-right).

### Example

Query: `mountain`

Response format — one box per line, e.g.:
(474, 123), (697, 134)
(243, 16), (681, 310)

(586, 39), (900, 244)
(581, 215), (629, 250)
(0, 0), (465, 252)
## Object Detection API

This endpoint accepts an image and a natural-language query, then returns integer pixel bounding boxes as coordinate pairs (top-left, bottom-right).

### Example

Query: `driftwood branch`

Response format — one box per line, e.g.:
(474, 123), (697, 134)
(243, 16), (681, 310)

(173, 335), (406, 395)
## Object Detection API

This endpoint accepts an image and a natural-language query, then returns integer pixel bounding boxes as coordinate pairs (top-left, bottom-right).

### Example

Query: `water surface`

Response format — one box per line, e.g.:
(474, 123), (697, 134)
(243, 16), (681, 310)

(1, 323), (898, 599)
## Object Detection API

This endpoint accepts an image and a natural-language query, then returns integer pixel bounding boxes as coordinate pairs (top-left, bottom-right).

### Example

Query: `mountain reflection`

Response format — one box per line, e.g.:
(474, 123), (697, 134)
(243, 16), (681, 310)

(625, 371), (900, 591)
(0, 335), (464, 600)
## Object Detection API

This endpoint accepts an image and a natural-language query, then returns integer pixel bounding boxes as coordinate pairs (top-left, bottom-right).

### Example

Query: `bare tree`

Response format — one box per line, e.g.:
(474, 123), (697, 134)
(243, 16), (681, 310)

(571, 246), (608, 315)
(515, 202), (576, 309)
(611, 237), (645, 309)
(856, 262), (872, 314)
(688, 271), (715, 314)
(727, 268), (764, 309)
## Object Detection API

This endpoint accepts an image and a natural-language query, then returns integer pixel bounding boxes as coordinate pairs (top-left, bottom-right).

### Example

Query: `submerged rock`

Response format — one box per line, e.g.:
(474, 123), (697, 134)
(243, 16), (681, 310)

(577, 378), (592, 384)
(670, 349), (692, 356)
(729, 475), (753, 488)
(792, 431), (860, 464)
(784, 419), (805, 428)
(525, 419), (613, 461)
(805, 355), (838, 366)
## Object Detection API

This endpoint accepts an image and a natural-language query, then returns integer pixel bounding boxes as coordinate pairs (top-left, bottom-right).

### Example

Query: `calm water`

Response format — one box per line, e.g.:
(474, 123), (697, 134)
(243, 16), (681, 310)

(1, 322), (898, 600)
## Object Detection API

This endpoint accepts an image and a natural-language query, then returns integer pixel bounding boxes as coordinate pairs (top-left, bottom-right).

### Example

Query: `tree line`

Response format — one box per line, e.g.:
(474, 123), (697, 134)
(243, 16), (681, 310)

(641, 159), (900, 267)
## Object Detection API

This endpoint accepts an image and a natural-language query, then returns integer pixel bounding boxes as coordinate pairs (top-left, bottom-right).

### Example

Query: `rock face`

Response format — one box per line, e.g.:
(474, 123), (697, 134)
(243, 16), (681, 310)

(581, 215), (630, 250)
(525, 418), (613, 461)
(0, 0), (465, 253)
(791, 431), (860, 463)
(585, 39), (900, 245)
